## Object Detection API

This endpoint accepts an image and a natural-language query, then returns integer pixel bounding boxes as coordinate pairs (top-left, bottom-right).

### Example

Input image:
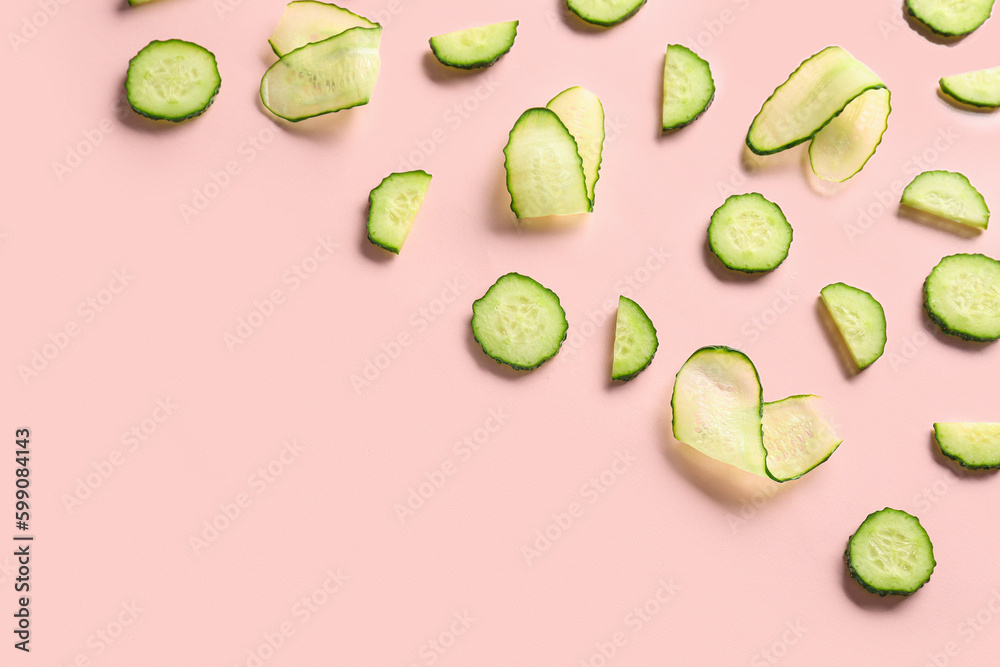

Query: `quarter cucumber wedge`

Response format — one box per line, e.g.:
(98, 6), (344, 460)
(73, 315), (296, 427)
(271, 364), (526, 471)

(671, 346), (767, 476)
(934, 422), (1000, 469)
(820, 283), (887, 370)
(429, 20), (518, 69)
(260, 26), (381, 122)
(809, 88), (891, 182)
(472, 273), (568, 371)
(924, 253), (1000, 341)
(269, 0), (378, 57)
(846, 508), (935, 596)
(762, 395), (842, 482)
(612, 296), (657, 381)
(661, 44), (715, 131)
(906, 0), (994, 36)
(746, 46), (885, 156)
(125, 40), (221, 122)
(901, 170), (990, 230)
(503, 108), (590, 219)
(546, 86), (604, 210)
(367, 171), (431, 254)
(708, 193), (792, 273)
(566, 0), (646, 26)
(940, 66), (1000, 108)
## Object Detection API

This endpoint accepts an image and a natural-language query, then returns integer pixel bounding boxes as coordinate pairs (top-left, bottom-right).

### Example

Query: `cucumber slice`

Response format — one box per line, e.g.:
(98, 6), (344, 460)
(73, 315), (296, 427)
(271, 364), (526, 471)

(924, 253), (1000, 342)
(820, 283), (887, 370)
(746, 46), (885, 156)
(367, 171), (431, 254)
(429, 20), (518, 70)
(269, 0), (378, 57)
(708, 193), (793, 273)
(762, 395), (842, 482)
(566, 0), (646, 26)
(125, 40), (221, 122)
(260, 26), (381, 122)
(471, 273), (568, 371)
(940, 66), (1000, 108)
(846, 508), (936, 596)
(934, 422), (1000, 469)
(671, 346), (767, 476)
(906, 0), (994, 36)
(809, 88), (891, 182)
(612, 296), (657, 381)
(901, 170), (990, 230)
(546, 86), (604, 210)
(503, 108), (590, 220)
(129, 0), (161, 5)
(661, 44), (715, 131)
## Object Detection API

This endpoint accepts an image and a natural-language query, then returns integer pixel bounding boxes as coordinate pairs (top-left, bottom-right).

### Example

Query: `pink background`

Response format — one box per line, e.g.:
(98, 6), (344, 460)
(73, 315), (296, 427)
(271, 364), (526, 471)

(4, 0), (1000, 664)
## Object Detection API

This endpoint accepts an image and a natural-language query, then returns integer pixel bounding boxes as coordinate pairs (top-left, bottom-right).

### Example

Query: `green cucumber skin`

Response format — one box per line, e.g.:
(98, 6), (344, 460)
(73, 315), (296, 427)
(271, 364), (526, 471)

(566, 0), (647, 26)
(611, 296), (657, 382)
(471, 273), (568, 371)
(745, 46), (887, 156)
(125, 40), (221, 122)
(429, 22), (518, 70)
(708, 193), (792, 273)
(923, 253), (1000, 342)
(845, 508), (936, 596)
(662, 45), (716, 132)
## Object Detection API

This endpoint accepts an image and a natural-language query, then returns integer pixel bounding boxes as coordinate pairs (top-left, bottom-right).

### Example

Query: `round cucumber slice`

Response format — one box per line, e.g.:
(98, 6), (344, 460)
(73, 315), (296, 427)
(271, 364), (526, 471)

(471, 273), (568, 371)
(708, 193), (792, 273)
(429, 20), (518, 69)
(125, 39), (221, 122)
(934, 422), (1000, 469)
(924, 253), (1000, 342)
(846, 508), (936, 596)
(611, 296), (657, 381)
(905, 0), (994, 36)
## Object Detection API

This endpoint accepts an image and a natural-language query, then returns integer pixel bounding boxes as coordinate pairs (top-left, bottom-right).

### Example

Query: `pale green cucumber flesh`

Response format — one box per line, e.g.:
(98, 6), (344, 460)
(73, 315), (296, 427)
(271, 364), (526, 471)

(924, 253), (1000, 341)
(269, 0), (379, 57)
(566, 0), (646, 26)
(503, 108), (590, 219)
(125, 40), (221, 122)
(901, 170), (990, 229)
(809, 87), (891, 182)
(934, 422), (1000, 469)
(367, 171), (432, 254)
(671, 346), (767, 476)
(472, 273), (568, 371)
(846, 508), (935, 596)
(940, 66), (1000, 108)
(747, 46), (884, 155)
(429, 20), (518, 69)
(612, 296), (657, 381)
(708, 193), (792, 273)
(662, 44), (715, 131)
(260, 26), (381, 122)
(906, 0), (994, 36)
(762, 395), (841, 482)
(546, 86), (605, 209)
(820, 282), (887, 370)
